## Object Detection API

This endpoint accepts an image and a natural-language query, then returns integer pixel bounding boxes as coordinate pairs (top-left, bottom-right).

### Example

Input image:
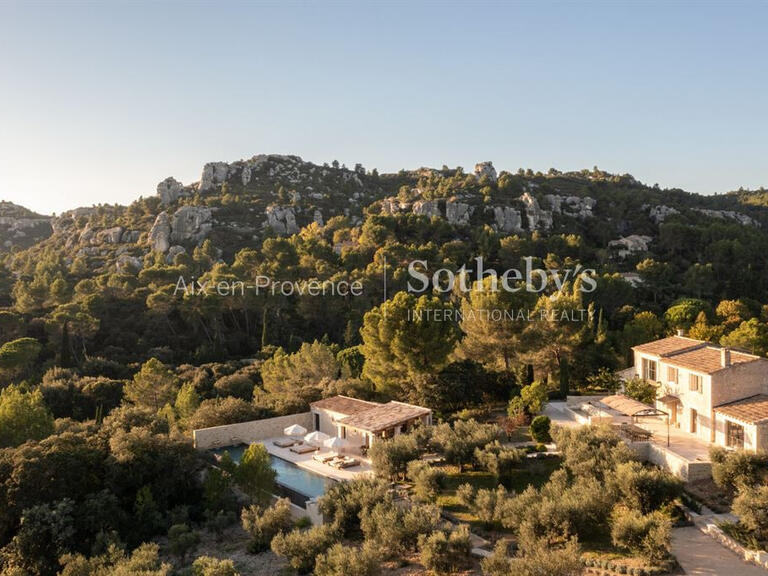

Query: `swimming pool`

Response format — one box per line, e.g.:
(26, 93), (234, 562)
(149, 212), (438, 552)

(212, 444), (333, 502)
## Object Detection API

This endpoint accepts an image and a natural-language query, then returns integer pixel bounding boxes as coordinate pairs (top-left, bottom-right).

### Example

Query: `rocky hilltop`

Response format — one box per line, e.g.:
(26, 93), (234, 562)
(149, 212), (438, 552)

(3, 155), (767, 275)
(0, 201), (53, 250)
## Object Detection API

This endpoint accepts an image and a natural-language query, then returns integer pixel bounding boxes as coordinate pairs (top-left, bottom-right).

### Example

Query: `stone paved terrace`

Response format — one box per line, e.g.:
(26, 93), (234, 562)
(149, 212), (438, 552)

(262, 437), (374, 482)
(639, 416), (712, 462)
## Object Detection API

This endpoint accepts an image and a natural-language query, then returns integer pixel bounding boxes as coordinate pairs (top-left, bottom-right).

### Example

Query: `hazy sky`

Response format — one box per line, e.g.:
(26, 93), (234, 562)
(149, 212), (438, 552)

(1, 1), (767, 215)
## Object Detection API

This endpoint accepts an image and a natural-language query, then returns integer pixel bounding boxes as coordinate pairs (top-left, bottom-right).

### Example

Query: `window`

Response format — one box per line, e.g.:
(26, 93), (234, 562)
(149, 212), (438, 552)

(314, 413), (320, 431)
(667, 366), (678, 385)
(341, 426), (347, 439)
(689, 374), (703, 393)
(642, 358), (658, 381)
(726, 421), (744, 449)
(690, 408), (698, 434)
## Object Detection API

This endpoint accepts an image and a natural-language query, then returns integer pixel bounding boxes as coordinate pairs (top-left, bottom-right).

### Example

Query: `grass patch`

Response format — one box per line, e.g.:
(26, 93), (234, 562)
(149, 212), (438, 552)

(435, 456), (562, 529)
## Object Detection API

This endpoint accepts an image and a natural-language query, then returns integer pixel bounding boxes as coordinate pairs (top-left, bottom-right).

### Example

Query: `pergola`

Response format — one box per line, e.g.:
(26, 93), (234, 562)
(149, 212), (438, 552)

(601, 394), (670, 446)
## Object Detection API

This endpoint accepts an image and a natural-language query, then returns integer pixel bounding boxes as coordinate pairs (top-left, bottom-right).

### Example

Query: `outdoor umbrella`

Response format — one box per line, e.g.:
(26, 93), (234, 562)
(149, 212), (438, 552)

(324, 436), (347, 453)
(284, 424), (307, 437)
(304, 431), (330, 446)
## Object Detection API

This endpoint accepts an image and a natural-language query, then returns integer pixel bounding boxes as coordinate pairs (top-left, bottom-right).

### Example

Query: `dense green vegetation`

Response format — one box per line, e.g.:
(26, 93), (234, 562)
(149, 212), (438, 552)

(3, 155), (768, 573)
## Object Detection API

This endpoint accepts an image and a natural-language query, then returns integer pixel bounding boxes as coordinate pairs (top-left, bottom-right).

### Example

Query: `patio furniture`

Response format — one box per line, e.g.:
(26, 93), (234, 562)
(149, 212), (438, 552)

(305, 431), (330, 446)
(273, 437), (296, 448)
(312, 453), (337, 464)
(284, 424), (308, 437)
(290, 443), (318, 454)
(325, 436), (347, 453)
(331, 456), (359, 469)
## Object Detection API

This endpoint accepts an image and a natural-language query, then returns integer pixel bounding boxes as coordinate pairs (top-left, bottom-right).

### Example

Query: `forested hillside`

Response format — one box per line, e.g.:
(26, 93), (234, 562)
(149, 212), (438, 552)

(3, 153), (768, 574)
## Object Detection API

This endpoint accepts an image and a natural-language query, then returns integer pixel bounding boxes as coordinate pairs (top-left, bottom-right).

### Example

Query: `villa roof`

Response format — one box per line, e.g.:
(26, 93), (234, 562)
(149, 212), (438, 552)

(310, 395), (380, 416)
(339, 401), (431, 433)
(715, 395), (768, 424)
(632, 336), (706, 357)
(662, 346), (760, 374)
(633, 335), (762, 374)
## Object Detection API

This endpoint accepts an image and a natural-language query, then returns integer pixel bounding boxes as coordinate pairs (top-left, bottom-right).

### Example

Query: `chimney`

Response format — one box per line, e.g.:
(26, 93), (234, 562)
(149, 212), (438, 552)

(721, 347), (731, 368)
(676, 329), (686, 337)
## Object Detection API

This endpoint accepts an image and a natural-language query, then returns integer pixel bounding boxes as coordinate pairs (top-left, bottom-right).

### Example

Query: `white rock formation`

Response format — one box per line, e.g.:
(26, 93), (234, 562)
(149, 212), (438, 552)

(166, 245), (187, 263)
(608, 235), (652, 258)
(116, 254), (143, 273)
(264, 205), (299, 235)
(148, 212), (171, 252)
(492, 206), (523, 233)
(445, 200), (473, 225)
(692, 208), (757, 227)
(412, 200), (441, 219)
(648, 205), (679, 224)
(170, 206), (213, 244)
(157, 177), (187, 205)
(474, 161), (497, 182)
(199, 162), (230, 191)
(521, 193), (553, 229)
(545, 195), (595, 218)
(313, 209), (324, 227)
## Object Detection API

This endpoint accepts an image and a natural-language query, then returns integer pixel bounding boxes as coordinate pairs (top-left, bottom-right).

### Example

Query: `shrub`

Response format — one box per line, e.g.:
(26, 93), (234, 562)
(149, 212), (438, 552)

(551, 425), (632, 481)
(361, 502), (441, 557)
(271, 524), (339, 575)
(369, 434), (420, 479)
(168, 523), (200, 564)
(407, 460), (443, 502)
(236, 443), (276, 506)
(431, 420), (505, 471)
(418, 524), (472, 575)
(732, 484), (768, 542)
(623, 377), (657, 405)
(484, 536), (582, 576)
(314, 543), (381, 576)
(710, 446), (766, 494)
(241, 498), (293, 553)
(529, 415), (551, 443)
(474, 441), (524, 481)
(612, 461), (682, 514)
(318, 477), (390, 537)
(191, 556), (240, 576)
(611, 507), (672, 564)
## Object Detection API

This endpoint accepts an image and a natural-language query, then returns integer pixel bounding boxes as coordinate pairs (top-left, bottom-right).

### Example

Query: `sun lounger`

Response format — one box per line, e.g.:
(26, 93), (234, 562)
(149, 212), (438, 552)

(273, 437), (296, 448)
(313, 453), (337, 463)
(290, 443), (318, 454)
(331, 457), (359, 469)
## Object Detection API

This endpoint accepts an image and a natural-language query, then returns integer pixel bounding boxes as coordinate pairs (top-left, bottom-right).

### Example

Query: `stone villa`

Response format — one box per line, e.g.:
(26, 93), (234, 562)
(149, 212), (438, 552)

(630, 335), (768, 453)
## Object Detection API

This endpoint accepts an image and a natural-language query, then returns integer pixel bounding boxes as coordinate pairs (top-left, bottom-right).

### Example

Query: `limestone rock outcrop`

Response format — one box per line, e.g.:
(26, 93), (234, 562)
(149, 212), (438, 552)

(521, 193), (553, 230)
(148, 212), (171, 252)
(545, 194), (596, 218)
(493, 206), (523, 234)
(264, 205), (299, 235)
(446, 200), (473, 225)
(166, 245), (187, 263)
(474, 161), (497, 182)
(157, 177), (188, 205)
(692, 208), (757, 227)
(608, 235), (652, 258)
(116, 254), (143, 273)
(199, 162), (230, 192)
(648, 205), (679, 224)
(170, 206), (213, 244)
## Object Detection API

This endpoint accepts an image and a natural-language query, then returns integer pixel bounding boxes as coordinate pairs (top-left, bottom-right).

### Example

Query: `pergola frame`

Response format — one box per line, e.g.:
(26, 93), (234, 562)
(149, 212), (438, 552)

(600, 394), (670, 447)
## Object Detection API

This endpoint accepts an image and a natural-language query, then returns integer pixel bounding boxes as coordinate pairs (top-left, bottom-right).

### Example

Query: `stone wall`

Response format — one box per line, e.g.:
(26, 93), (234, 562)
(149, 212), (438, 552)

(704, 523), (768, 570)
(193, 412), (314, 449)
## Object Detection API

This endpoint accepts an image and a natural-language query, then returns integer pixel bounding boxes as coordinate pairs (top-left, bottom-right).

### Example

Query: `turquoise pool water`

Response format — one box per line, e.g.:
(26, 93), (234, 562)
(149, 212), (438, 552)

(212, 444), (332, 500)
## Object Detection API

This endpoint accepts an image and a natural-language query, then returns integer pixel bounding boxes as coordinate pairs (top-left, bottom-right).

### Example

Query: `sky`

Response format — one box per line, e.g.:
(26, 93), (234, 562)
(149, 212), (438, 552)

(1, 1), (767, 215)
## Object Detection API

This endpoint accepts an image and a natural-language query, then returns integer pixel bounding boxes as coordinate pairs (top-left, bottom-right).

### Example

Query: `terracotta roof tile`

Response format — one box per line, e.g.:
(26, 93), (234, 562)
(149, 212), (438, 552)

(663, 346), (759, 374)
(310, 396), (380, 416)
(339, 401), (431, 433)
(632, 336), (706, 357)
(715, 395), (768, 424)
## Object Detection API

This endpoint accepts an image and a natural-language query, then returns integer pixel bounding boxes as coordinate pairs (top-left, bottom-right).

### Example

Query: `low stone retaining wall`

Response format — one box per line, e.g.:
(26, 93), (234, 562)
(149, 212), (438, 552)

(704, 523), (768, 570)
(193, 412), (314, 449)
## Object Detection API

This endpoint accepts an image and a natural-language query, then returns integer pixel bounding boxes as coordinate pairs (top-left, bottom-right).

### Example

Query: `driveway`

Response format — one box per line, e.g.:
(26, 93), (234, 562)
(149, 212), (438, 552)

(672, 526), (766, 575)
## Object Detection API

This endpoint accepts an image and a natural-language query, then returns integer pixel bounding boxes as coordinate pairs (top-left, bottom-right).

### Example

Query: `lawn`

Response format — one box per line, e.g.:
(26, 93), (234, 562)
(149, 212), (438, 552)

(435, 455), (562, 528)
